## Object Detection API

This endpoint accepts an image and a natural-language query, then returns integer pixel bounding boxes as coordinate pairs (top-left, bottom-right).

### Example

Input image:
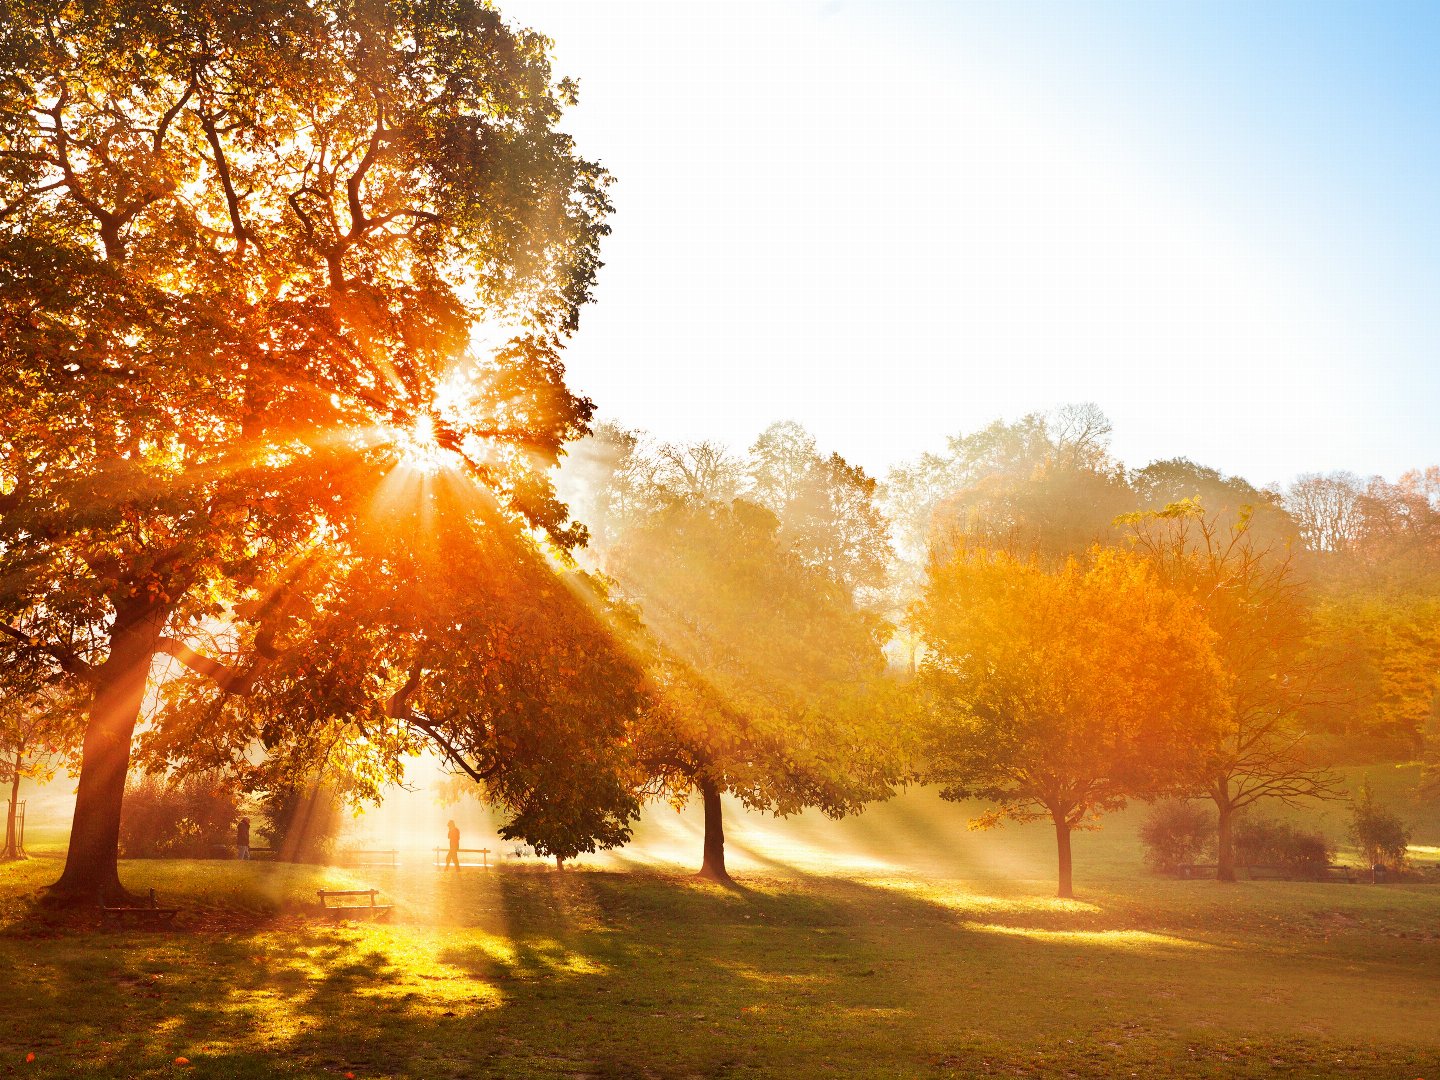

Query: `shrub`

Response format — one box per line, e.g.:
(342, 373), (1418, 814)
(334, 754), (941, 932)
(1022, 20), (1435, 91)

(1139, 800), (1215, 873)
(1233, 816), (1333, 879)
(1349, 780), (1411, 871)
(119, 772), (243, 858)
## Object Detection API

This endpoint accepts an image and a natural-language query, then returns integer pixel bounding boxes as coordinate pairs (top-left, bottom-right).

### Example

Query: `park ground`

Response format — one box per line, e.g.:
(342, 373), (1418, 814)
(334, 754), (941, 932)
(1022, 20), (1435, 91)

(3, 768), (1439, 1079)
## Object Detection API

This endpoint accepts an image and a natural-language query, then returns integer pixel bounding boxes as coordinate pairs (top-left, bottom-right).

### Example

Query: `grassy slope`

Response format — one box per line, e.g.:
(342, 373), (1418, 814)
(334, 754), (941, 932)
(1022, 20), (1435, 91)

(4, 785), (1440, 1079)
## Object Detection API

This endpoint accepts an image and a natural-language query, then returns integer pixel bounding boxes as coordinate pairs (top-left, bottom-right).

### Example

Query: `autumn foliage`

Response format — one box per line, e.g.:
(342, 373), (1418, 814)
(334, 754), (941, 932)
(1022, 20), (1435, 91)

(0, 0), (616, 902)
(915, 546), (1228, 897)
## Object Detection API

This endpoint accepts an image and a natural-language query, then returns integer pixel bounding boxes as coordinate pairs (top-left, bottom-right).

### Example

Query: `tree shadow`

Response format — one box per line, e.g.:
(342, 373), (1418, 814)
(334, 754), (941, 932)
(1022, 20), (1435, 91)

(2, 862), (1437, 1078)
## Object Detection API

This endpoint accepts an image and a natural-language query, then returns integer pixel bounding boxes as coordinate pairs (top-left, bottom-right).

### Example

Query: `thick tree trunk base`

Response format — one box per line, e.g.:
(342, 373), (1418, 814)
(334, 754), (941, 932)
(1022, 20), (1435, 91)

(1216, 802), (1237, 883)
(42, 870), (141, 909)
(5, 766), (21, 860)
(49, 604), (167, 909)
(1054, 815), (1075, 900)
(696, 778), (733, 886)
(694, 862), (735, 886)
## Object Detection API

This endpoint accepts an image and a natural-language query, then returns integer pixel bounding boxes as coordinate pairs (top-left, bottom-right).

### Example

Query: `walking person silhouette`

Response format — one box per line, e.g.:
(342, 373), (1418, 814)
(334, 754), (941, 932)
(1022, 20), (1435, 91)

(445, 819), (461, 872)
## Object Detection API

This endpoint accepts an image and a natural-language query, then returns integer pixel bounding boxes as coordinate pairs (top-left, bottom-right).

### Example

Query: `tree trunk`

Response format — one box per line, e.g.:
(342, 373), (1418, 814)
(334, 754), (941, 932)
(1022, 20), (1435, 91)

(1053, 813), (1074, 899)
(1216, 800), (1236, 883)
(696, 778), (731, 885)
(47, 605), (165, 906)
(2, 755), (21, 859)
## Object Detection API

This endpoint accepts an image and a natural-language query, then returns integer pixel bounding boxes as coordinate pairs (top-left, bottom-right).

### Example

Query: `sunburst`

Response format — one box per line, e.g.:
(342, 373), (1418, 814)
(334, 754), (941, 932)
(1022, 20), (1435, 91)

(394, 414), (454, 475)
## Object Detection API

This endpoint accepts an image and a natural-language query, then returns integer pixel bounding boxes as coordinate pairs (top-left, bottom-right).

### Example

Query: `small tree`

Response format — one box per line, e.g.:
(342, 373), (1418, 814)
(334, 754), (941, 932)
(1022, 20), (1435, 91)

(573, 428), (906, 885)
(915, 546), (1227, 898)
(618, 497), (903, 884)
(1139, 800), (1215, 875)
(1121, 502), (1344, 882)
(1349, 780), (1411, 878)
(0, 660), (83, 859)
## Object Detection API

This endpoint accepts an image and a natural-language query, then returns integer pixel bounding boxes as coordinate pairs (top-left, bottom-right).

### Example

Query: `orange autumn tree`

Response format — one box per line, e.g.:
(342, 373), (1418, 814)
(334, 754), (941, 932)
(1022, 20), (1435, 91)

(1120, 502), (1344, 881)
(0, 0), (612, 903)
(914, 547), (1227, 898)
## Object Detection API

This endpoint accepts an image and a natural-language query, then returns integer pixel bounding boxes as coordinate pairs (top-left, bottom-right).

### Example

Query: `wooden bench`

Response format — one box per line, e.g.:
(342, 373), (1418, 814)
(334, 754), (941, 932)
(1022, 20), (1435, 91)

(100, 888), (179, 928)
(209, 844), (275, 861)
(1180, 862), (1354, 882)
(317, 888), (392, 921)
(1177, 863), (1286, 880)
(333, 849), (398, 868)
(434, 846), (491, 869)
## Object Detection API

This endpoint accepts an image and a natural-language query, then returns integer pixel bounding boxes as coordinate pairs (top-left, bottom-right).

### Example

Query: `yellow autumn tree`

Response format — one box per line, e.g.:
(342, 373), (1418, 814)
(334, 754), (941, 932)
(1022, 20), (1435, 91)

(914, 546), (1228, 898)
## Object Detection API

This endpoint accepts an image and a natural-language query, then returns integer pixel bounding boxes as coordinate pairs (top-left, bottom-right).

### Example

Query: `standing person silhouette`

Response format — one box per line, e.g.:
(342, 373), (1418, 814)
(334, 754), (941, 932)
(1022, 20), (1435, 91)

(445, 819), (461, 872)
(236, 817), (250, 861)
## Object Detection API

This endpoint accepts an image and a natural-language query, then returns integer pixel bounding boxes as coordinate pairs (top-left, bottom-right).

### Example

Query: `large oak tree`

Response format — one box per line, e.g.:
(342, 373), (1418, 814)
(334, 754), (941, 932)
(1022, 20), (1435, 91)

(0, 0), (613, 902)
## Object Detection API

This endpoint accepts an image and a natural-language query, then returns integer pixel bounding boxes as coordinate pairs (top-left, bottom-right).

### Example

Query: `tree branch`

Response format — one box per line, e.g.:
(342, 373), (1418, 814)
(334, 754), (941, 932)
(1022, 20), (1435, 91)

(0, 179), (66, 224)
(197, 100), (250, 259)
(156, 637), (261, 696)
(384, 666), (499, 784)
(153, 80), (196, 154)
(344, 107), (387, 242)
(45, 85), (118, 243)
(0, 623), (95, 682)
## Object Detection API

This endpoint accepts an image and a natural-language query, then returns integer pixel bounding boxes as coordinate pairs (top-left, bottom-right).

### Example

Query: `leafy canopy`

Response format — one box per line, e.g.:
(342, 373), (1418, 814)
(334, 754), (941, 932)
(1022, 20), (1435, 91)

(0, 0), (633, 862)
(916, 545), (1228, 830)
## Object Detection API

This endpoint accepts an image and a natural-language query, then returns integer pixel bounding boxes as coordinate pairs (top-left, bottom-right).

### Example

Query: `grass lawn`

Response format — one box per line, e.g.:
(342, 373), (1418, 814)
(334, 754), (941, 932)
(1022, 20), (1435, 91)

(4, 790), (1440, 1080)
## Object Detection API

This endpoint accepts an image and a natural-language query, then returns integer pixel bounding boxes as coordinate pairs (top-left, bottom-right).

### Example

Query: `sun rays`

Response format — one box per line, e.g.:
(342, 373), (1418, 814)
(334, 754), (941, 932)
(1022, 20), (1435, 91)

(392, 414), (453, 477)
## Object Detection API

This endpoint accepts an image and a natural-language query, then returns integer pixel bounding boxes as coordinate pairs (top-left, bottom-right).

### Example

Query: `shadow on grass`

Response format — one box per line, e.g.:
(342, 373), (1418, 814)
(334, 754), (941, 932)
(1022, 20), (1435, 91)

(2, 857), (1438, 1079)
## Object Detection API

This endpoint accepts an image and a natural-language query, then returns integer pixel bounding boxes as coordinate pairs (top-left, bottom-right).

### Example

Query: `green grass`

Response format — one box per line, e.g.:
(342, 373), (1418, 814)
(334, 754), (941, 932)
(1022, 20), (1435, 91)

(4, 791), (1440, 1080)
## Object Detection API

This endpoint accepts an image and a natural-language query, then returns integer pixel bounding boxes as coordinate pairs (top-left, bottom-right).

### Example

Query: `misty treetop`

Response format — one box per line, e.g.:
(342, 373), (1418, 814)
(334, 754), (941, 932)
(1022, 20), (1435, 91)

(562, 423), (909, 882)
(882, 405), (1440, 768)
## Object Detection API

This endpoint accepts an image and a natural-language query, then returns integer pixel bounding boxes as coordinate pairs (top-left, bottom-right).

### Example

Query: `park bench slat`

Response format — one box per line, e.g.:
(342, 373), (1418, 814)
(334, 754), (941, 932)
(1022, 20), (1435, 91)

(435, 846), (491, 868)
(99, 888), (179, 927)
(333, 849), (399, 867)
(316, 887), (392, 921)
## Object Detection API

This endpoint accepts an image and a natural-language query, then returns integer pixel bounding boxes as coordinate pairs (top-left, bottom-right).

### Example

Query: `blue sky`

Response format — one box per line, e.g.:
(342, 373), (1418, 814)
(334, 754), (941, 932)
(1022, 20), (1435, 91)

(502, 1), (1439, 486)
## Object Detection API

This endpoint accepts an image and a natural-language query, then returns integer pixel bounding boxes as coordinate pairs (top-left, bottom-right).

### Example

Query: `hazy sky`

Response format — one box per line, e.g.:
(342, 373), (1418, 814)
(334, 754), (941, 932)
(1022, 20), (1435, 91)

(502, 1), (1439, 487)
